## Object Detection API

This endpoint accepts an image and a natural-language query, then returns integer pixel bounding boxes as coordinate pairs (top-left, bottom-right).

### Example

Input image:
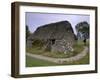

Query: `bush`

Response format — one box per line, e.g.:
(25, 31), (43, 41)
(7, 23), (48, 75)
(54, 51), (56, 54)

(72, 41), (84, 56)
(32, 39), (44, 48)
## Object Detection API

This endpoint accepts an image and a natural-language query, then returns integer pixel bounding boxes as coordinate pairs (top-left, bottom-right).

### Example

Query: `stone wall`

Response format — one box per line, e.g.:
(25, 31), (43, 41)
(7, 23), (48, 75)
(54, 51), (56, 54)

(51, 39), (74, 54)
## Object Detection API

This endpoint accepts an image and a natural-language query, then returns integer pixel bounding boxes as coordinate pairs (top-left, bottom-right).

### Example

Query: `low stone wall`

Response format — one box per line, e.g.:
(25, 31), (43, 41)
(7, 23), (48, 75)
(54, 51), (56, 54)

(51, 39), (74, 53)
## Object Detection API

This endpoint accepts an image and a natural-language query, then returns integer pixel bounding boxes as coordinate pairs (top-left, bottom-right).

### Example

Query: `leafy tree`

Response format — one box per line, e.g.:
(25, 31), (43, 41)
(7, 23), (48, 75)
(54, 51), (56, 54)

(76, 21), (89, 45)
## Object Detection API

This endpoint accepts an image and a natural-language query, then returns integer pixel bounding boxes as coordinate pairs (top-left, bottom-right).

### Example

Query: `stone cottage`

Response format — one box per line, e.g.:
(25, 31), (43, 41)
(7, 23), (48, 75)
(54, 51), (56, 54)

(27, 21), (76, 53)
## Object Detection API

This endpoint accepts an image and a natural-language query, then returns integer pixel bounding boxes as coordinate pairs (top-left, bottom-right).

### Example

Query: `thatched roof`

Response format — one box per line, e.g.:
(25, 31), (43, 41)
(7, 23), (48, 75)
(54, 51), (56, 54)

(28, 21), (75, 40)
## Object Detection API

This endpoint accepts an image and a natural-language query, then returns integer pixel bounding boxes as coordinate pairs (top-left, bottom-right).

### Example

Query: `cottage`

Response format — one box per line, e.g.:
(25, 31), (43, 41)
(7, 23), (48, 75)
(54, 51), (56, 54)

(27, 21), (76, 53)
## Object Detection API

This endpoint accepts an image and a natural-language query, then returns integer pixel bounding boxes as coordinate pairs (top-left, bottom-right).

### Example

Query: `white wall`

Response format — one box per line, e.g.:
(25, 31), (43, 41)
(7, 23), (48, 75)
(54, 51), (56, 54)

(0, 0), (99, 80)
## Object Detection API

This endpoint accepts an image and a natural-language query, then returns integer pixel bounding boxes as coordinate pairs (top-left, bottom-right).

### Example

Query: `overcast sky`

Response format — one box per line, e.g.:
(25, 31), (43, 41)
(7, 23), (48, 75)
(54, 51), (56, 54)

(26, 12), (90, 34)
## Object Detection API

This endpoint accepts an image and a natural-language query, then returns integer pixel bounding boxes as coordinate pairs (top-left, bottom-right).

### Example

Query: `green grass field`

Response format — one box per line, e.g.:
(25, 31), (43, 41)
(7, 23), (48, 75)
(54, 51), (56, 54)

(26, 56), (58, 67)
(63, 53), (89, 65)
(26, 40), (89, 67)
(26, 53), (89, 67)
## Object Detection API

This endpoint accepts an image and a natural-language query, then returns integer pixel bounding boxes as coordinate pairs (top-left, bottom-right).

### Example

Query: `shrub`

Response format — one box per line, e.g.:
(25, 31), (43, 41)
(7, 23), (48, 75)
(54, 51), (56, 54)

(32, 39), (44, 48)
(72, 41), (84, 56)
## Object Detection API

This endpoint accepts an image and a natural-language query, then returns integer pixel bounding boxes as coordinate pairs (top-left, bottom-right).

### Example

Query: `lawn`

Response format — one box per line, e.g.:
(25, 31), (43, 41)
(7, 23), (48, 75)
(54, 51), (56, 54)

(26, 40), (89, 67)
(26, 56), (58, 67)
(26, 53), (89, 67)
(62, 52), (89, 65)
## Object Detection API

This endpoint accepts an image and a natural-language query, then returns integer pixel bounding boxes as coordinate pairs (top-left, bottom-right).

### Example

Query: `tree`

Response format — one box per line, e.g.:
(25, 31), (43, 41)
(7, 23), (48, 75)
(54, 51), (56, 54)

(26, 25), (30, 41)
(75, 21), (89, 44)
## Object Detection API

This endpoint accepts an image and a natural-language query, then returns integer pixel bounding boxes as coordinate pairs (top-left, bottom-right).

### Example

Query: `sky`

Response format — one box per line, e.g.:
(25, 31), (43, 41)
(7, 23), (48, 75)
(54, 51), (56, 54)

(26, 12), (90, 34)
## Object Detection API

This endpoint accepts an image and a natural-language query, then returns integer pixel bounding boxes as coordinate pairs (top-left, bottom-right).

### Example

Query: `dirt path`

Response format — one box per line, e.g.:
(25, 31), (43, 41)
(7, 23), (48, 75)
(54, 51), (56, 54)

(26, 47), (88, 64)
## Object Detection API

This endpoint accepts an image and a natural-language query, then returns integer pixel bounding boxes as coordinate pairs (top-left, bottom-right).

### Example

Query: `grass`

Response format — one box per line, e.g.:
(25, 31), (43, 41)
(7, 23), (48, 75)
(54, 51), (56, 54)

(62, 52), (89, 65)
(26, 53), (89, 67)
(26, 56), (58, 67)
(26, 47), (44, 54)
(26, 40), (89, 67)
(72, 40), (84, 56)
